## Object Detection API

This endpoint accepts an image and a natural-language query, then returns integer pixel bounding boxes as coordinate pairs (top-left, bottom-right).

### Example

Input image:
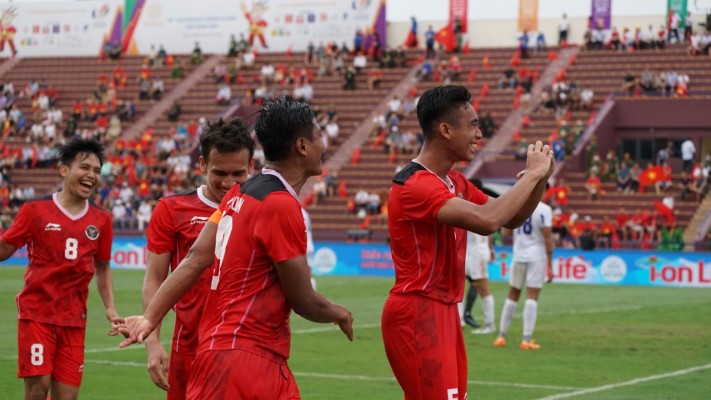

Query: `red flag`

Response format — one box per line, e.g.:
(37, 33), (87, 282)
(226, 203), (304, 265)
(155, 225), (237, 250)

(435, 24), (456, 52)
(639, 165), (664, 189)
(462, 40), (470, 54)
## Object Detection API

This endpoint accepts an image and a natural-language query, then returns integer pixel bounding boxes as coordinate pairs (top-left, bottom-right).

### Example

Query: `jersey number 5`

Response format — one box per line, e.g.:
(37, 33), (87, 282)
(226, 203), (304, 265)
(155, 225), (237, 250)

(65, 238), (79, 260)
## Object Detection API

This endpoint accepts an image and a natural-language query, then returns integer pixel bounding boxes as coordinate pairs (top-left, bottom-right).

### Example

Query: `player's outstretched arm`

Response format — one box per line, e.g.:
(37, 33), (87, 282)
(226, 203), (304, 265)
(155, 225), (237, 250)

(95, 259), (119, 336)
(438, 141), (554, 234)
(0, 239), (17, 262)
(275, 256), (354, 341)
(114, 222), (218, 347)
(142, 251), (171, 391)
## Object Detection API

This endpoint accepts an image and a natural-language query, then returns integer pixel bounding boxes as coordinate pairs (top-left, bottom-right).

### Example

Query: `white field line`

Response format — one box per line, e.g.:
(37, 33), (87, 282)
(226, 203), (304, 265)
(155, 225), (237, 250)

(536, 363), (711, 400)
(1, 305), (644, 357)
(80, 360), (581, 391)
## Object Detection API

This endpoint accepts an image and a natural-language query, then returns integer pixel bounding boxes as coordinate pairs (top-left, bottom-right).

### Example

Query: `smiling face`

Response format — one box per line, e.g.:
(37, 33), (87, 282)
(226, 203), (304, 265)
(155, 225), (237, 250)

(444, 102), (482, 161)
(200, 148), (253, 203)
(60, 152), (102, 200)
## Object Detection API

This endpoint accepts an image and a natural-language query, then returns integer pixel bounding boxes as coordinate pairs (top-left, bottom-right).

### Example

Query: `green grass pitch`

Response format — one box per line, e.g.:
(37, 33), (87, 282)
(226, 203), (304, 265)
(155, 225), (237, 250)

(0, 267), (710, 399)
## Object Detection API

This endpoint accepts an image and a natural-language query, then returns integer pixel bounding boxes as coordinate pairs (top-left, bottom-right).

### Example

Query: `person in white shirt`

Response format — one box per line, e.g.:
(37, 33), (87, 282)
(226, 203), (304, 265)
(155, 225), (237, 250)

(325, 120), (339, 140)
(388, 96), (402, 115)
(669, 10), (682, 42)
(558, 13), (569, 45)
(681, 138), (696, 172)
(461, 230), (496, 334)
(353, 53), (367, 73)
(494, 200), (553, 350)
(137, 200), (153, 231)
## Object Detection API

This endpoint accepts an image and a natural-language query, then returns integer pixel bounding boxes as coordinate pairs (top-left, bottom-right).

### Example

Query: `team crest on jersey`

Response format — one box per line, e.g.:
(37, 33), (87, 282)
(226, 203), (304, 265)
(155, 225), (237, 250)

(85, 225), (99, 240)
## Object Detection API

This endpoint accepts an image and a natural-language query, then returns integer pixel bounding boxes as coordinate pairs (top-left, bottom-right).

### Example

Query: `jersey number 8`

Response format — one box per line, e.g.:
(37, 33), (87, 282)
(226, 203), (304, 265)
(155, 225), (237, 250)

(65, 238), (79, 260)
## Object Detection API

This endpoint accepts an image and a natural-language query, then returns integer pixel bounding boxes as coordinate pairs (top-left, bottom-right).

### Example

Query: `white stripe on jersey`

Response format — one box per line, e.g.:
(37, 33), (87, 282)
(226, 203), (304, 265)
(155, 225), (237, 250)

(209, 249), (256, 350)
(513, 202), (552, 262)
(402, 222), (422, 293)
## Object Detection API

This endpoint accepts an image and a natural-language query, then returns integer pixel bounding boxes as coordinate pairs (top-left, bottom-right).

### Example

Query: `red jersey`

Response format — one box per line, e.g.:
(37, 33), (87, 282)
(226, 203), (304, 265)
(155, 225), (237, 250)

(2, 193), (112, 328)
(146, 186), (219, 354)
(388, 162), (488, 304)
(198, 170), (305, 362)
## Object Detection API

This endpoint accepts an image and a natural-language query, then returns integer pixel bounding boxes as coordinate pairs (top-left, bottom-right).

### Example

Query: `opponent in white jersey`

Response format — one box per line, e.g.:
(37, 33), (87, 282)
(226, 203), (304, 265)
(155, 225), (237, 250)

(494, 201), (553, 350)
(462, 231), (496, 334)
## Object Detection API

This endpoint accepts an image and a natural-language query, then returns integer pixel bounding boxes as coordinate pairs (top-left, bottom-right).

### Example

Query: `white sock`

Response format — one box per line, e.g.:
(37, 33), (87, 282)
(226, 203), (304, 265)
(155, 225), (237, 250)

(457, 301), (464, 326)
(499, 299), (517, 337)
(310, 278), (317, 291)
(481, 295), (495, 328)
(523, 299), (538, 341)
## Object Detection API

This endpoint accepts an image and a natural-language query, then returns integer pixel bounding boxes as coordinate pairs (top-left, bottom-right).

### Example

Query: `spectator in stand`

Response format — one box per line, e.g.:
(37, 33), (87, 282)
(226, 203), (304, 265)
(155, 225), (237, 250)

(684, 12), (694, 42)
(585, 170), (602, 200)
(167, 100), (181, 122)
(343, 66), (357, 90)
(681, 137), (696, 172)
(536, 31), (546, 52)
(479, 112), (495, 139)
(425, 26), (436, 59)
(325, 118), (339, 141)
(609, 27), (621, 49)
(597, 216), (615, 248)
(367, 66), (382, 90)
(580, 88), (594, 110)
(112, 199), (129, 230)
(558, 13), (569, 45)
(617, 162), (631, 193)
(366, 191), (381, 215)
(353, 52), (367, 74)
(354, 189), (369, 213)
(518, 31), (530, 59)
(191, 41), (203, 64)
(260, 62), (275, 85)
(669, 10), (682, 43)
(136, 200), (153, 231)
(325, 171), (339, 197)
(138, 78), (150, 100)
(151, 76), (164, 100)
(215, 83), (232, 105)
(655, 161), (673, 194)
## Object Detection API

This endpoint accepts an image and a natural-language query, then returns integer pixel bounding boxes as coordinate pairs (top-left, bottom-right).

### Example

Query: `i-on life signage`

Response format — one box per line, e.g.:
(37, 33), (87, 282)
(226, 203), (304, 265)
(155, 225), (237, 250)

(1, 240), (710, 288)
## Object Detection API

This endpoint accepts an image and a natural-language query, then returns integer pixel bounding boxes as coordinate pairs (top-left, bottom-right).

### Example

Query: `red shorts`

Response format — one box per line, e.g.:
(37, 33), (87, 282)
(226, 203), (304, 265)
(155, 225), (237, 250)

(186, 348), (300, 400)
(168, 351), (196, 400)
(381, 295), (468, 400)
(17, 319), (85, 387)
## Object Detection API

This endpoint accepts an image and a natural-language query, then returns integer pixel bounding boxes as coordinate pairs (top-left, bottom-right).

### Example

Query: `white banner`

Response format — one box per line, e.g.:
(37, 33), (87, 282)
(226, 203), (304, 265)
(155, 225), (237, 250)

(129, 0), (386, 54)
(0, 1), (123, 57)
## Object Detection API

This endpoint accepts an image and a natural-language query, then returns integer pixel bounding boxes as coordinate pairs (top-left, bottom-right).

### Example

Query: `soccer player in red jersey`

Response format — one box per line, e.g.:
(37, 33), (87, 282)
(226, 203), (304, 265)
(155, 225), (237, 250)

(381, 85), (554, 400)
(141, 117), (255, 399)
(0, 138), (117, 400)
(114, 97), (353, 399)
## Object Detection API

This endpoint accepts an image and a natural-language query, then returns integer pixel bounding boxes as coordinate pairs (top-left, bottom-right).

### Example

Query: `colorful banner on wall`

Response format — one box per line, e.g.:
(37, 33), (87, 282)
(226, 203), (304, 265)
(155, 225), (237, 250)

(667, 0), (688, 29)
(591, 0), (612, 30)
(125, 0), (387, 55)
(0, 0), (123, 57)
(308, 243), (711, 288)
(450, 0), (468, 33)
(517, 0), (538, 32)
(3, 240), (709, 288)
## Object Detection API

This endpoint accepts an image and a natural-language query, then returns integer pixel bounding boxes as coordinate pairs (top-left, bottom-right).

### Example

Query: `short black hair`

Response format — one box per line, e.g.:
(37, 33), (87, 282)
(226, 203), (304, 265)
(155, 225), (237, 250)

(199, 117), (255, 162)
(255, 97), (315, 162)
(58, 138), (105, 167)
(416, 85), (472, 140)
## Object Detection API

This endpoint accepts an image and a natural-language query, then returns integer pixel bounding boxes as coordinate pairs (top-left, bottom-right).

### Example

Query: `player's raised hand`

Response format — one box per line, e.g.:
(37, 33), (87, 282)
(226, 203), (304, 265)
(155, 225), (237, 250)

(525, 141), (554, 179)
(334, 304), (354, 342)
(112, 315), (155, 348)
(145, 340), (170, 391)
